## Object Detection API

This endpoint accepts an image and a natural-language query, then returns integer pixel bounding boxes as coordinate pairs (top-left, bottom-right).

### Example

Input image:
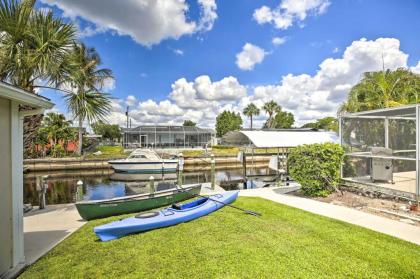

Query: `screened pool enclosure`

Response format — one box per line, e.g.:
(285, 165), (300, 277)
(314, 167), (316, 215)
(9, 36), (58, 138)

(339, 104), (420, 200)
(122, 126), (215, 149)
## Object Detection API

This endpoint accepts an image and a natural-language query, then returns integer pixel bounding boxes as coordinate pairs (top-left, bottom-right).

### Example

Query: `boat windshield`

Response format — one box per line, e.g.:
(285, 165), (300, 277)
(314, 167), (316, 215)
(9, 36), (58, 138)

(127, 150), (161, 160)
(128, 154), (147, 159)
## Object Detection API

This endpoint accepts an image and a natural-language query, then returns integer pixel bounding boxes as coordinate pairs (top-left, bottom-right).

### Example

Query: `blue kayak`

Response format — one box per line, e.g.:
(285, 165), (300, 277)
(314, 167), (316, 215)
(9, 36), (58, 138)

(94, 191), (239, 241)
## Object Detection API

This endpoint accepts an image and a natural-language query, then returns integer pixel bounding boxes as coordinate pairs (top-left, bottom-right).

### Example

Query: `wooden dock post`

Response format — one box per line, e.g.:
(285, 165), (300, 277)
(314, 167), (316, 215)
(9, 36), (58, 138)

(39, 175), (48, 209)
(76, 180), (83, 202)
(178, 153), (184, 187)
(211, 154), (215, 190)
(242, 151), (247, 189)
(149, 176), (155, 195)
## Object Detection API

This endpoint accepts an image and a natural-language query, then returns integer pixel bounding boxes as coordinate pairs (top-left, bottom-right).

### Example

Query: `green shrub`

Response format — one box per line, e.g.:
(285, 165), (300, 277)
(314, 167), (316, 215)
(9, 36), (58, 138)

(51, 144), (65, 158)
(288, 143), (344, 197)
(212, 145), (234, 150)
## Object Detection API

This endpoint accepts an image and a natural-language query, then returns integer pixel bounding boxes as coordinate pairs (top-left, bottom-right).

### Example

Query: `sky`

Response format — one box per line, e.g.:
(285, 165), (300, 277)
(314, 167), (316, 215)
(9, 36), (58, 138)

(36, 0), (420, 129)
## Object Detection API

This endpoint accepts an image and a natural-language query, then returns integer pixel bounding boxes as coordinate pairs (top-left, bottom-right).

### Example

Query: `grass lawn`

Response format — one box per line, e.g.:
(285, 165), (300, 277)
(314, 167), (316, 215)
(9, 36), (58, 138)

(21, 197), (420, 278)
(85, 145), (126, 159)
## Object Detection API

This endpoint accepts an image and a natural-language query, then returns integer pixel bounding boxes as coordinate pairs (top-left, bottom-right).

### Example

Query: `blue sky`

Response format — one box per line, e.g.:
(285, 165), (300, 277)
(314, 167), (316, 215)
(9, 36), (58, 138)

(38, 0), (420, 128)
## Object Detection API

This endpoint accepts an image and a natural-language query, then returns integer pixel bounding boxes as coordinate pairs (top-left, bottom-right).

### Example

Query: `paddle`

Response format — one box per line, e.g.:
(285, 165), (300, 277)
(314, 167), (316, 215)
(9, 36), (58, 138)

(175, 185), (261, 217)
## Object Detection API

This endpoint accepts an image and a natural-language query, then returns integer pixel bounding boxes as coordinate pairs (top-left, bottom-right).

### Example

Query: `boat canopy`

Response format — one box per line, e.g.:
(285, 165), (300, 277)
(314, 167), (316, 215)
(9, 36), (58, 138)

(222, 130), (338, 148)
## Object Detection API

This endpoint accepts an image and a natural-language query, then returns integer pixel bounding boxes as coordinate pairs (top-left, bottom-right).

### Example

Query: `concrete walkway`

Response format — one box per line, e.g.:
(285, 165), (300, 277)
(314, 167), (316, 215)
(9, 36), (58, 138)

(24, 204), (86, 265)
(199, 182), (225, 195)
(240, 187), (420, 246)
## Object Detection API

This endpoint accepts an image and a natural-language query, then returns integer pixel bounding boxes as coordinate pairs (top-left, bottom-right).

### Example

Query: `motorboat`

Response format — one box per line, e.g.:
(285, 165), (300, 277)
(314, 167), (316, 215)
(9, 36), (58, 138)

(108, 149), (178, 173)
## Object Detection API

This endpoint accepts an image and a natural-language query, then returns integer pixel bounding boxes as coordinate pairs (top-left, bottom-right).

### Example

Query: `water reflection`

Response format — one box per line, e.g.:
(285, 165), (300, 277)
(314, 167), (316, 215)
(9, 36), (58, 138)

(24, 167), (276, 205)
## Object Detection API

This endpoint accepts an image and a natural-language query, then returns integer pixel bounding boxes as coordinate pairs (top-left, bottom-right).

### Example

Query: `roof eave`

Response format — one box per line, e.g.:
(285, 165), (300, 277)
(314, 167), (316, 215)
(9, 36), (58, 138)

(0, 82), (54, 109)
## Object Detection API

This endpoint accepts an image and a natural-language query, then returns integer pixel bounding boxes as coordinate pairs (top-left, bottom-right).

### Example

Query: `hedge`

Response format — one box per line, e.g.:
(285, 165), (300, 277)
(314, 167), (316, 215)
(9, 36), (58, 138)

(288, 143), (344, 197)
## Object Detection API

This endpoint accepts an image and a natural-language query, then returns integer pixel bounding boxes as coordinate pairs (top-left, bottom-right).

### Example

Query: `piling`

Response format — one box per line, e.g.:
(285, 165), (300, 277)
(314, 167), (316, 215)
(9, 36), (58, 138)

(39, 175), (48, 209)
(178, 153), (184, 187)
(76, 180), (83, 202)
(211, 154), (215, 190)
(149, 176), (155, 195)
(242, 151), (247, 189)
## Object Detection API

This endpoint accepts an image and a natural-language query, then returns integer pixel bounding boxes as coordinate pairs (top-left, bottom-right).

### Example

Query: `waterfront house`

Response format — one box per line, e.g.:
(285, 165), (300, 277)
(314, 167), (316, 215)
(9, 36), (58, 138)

(0, 82), (53, 278)
(122, 125), (215, 149)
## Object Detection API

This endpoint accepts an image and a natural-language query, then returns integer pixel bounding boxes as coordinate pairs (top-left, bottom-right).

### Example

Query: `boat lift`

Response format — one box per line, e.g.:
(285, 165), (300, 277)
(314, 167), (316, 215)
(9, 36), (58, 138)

(222, 130), (339, 187)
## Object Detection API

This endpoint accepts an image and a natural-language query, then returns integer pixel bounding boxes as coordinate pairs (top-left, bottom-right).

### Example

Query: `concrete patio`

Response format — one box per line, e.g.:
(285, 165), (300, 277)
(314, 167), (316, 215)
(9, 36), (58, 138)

(24, 204), (86, 265)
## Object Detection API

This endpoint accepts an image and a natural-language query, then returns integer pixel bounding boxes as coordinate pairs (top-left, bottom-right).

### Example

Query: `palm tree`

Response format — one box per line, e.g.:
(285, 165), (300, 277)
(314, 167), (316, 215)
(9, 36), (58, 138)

(64, 43), (113, 156)
(263, 101), (280, 128)
(41, 112), (73, 147)
(339, 68), (420, 113)
(0, 0), (76, 150)
(243, 103), (260, 130)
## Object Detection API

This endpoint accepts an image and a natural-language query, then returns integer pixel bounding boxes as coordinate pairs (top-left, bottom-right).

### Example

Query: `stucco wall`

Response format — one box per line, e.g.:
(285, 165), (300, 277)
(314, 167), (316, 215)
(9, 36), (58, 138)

(0, 97), (12, 275)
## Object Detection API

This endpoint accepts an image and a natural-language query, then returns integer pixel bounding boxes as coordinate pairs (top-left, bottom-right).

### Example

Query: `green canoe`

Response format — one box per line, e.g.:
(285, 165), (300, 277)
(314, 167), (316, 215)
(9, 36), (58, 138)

(75, 184), (201, 220)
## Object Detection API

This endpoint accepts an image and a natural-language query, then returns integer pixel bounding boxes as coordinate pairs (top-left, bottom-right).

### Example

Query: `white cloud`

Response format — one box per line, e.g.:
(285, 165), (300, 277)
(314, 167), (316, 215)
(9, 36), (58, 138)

(249, 37), (409, 125)
(332, 47), (339, 53)
(102, 78), (115, 91)
(40, 0), (217, 46)
(253, 0), (330, 30)
(193, 76), (247, 101)
(104, 38), (415, 128)
(272, 36), (287, 45)
(125, 95), (137, 107)
(236, 43), (267, 71)
(411, 61), (420, 74)
(173, 49), (184, 56)
(196, 0), (218, 32)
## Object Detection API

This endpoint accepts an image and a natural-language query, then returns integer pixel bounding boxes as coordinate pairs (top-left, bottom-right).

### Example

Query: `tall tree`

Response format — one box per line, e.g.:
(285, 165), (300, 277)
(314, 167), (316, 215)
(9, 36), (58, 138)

(215, 111), (242, 137)
(0, 0), (76, 150)
(243, 103), (260, 130)
(302, 117), (338, 131)
(41, 112), (73, 147)
(339, 68), (420, 113)
(263, 100), (280, 128)
(92, 120), (121, 141)
(183, 120), (196, 127)
(270, 108), (295, 129)
(64, 43), (113, 155)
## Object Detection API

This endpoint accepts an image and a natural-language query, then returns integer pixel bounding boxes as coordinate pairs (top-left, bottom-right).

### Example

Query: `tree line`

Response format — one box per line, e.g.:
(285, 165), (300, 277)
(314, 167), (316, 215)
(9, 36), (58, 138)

(215, 68), (419, 137)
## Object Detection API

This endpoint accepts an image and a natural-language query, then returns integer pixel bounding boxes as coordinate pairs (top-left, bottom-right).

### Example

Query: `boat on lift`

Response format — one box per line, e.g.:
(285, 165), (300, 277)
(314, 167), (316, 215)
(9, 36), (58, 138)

(108, 149), (178, 173)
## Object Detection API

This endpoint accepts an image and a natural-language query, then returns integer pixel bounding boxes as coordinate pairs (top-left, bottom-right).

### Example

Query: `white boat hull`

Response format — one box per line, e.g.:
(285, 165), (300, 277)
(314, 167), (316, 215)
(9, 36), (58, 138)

(108, 160), (178, 173)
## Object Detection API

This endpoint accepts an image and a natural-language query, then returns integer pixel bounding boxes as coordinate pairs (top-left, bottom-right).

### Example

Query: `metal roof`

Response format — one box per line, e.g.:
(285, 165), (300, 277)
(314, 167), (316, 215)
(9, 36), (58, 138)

(340, 104), (419, 118)
(122, 125), (214, 134)
(222, 130), (338, 148)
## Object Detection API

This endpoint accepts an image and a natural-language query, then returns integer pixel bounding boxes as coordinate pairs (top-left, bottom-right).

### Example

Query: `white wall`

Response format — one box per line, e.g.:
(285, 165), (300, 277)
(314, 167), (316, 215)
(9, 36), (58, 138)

(0, 98), (25, 277)
(0, 97), (12, 275)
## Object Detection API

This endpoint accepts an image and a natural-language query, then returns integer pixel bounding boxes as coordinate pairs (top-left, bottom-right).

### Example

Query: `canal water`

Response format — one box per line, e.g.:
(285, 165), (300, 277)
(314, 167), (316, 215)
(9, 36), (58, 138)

(24, 168), (277, 205)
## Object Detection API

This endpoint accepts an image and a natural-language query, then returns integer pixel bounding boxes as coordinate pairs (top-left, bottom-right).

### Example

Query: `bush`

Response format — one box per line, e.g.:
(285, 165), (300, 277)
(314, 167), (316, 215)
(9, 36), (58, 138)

(51, 144), (65, 158)
(288, 143), (344, 197)
(212, 145), (235, 150)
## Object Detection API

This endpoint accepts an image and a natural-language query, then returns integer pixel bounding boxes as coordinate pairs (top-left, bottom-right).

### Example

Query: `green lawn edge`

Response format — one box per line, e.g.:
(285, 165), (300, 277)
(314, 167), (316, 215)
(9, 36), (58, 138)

(21, 197), (420, 279)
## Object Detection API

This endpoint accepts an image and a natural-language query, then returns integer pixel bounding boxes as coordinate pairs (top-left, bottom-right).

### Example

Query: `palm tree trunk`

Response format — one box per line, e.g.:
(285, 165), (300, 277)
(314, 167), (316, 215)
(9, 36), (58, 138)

(250, 116), (253, 130)
(77, 118), (83, 156)
(23, 113), (44, 157)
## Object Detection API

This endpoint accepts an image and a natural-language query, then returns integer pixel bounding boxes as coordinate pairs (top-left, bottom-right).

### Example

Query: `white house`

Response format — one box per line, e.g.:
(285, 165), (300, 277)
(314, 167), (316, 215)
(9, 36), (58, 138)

(0, 82), (53, 278)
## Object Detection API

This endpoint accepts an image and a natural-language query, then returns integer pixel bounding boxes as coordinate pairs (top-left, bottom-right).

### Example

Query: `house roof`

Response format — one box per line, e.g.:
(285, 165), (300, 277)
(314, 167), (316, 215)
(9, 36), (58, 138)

(0, 81), (54, 109)
(122, 125), (214, 134)
(222, 130), (339, 148)
(340, 104), (419, 118)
